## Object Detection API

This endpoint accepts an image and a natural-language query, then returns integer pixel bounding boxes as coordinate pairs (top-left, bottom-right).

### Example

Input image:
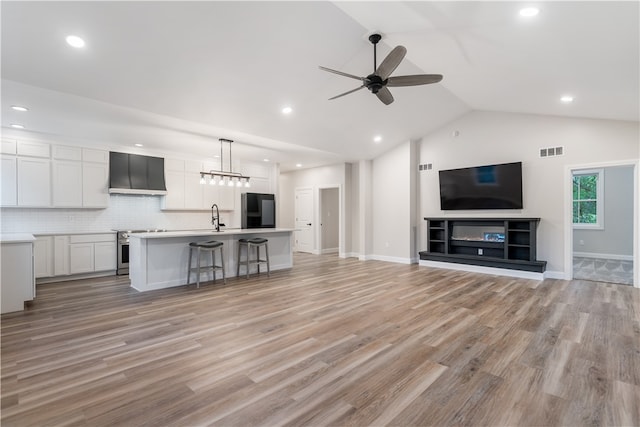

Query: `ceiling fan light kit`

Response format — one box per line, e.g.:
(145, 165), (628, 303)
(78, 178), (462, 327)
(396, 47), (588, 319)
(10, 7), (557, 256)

(320, 33), (443, 105)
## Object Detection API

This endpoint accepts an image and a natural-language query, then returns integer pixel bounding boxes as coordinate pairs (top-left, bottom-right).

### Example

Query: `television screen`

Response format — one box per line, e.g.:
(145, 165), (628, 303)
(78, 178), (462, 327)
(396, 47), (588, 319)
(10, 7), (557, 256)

(439, 162), (523, 210)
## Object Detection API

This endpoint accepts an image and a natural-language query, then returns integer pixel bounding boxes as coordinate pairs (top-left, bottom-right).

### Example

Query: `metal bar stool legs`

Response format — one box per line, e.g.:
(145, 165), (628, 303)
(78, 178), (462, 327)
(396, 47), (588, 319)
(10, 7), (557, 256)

(187, 241), (226, 288)
(237, 238), (270, 279)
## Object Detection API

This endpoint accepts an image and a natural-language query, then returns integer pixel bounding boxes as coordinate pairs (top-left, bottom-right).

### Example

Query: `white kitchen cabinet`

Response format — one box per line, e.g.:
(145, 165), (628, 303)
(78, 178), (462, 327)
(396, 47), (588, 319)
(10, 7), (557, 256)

(17, 140), (50, 158)
(53, 145), (82, 161)
(1, 237), (35, 314)
(17, 157), (51, 207)
(94, 241), (117, 271)
(163, 170), (186, 210)
(1, 138), (17, 154)
(218, 184), (236, 210)
(54, 235), (70, 276)
(82, 162), (109, 207)
(53, 160), (83, 207)
(69, 234), (116, 274)
(1, 155), (17, 206)
(184, 172), (204, 209)
(34, 236), (54, 278)
(70, 243), (94, 274)
(82, 148), (108, 164)
(247, 177), (270, 194)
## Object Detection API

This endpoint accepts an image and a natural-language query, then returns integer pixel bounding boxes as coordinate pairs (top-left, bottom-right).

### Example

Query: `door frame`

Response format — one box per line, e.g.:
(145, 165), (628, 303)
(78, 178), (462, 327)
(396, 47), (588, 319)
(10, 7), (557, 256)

(318, 185), (342, 255)
(564, 159), (639, 287)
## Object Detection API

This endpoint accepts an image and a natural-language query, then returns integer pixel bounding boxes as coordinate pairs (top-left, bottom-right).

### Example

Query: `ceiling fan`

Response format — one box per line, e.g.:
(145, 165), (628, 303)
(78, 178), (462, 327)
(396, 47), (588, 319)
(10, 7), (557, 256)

(320, 33), (443, 105)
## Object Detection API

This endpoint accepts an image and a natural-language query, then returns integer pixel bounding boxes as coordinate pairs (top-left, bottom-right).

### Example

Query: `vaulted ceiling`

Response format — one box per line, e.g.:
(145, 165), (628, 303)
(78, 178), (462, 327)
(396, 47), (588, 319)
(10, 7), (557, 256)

(2, 1), (638, 170)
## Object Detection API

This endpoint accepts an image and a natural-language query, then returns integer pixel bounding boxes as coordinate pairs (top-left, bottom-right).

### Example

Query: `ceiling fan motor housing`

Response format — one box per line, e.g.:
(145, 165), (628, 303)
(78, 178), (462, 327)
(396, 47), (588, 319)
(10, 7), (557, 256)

(366, 74), (386, 94)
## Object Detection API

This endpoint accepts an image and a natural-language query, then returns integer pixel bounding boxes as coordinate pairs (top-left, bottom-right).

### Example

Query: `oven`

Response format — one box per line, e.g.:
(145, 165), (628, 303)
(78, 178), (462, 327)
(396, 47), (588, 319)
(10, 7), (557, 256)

(116, 231), (131, 275)
(115, 229), (168, 275)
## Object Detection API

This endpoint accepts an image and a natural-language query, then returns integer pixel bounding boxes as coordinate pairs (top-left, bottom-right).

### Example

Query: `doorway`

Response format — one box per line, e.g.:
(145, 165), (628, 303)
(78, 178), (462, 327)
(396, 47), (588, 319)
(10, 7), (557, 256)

(568, 162), (637, 286)
(319, 187), (340, 254)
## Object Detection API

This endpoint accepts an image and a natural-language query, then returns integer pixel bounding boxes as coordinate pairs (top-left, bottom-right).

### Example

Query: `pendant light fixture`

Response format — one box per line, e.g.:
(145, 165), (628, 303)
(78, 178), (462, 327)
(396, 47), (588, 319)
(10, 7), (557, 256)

(199, 138), (251, 188)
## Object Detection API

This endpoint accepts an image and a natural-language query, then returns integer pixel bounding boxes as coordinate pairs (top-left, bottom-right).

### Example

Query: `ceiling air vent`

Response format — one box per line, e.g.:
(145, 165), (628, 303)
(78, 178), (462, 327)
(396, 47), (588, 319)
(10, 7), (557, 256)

(539, 146), (565, 158)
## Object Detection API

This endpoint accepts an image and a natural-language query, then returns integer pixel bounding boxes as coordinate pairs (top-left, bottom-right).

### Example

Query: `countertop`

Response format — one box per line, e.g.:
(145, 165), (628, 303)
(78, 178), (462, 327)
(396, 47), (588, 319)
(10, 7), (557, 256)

(1, 233), (36, 243)
(129, 228), (296, 239)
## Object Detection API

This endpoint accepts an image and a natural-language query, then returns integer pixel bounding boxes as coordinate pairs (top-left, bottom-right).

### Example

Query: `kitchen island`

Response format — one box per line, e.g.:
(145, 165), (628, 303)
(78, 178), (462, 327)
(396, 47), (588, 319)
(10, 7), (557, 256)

(128, 228), (294, 292)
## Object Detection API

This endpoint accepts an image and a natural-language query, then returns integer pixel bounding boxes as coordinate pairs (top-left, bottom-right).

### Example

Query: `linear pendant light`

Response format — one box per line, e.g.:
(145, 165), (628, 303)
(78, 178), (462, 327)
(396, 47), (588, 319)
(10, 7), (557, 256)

(199, 138), (250, 188)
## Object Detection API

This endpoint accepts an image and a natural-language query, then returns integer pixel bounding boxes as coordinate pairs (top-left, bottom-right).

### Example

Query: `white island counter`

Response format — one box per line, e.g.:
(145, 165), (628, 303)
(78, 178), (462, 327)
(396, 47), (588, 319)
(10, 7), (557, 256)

(129, 228), (294, 292)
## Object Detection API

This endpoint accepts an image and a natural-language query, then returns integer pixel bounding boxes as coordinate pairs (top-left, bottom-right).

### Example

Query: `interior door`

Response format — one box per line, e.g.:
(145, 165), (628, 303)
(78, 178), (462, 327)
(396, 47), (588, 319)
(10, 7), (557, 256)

(295, 188), (314, 253)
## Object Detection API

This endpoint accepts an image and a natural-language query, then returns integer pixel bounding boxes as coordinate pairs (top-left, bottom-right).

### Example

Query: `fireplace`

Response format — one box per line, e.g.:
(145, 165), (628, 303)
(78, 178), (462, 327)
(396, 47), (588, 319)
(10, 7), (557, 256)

(451, 225), (505, 242)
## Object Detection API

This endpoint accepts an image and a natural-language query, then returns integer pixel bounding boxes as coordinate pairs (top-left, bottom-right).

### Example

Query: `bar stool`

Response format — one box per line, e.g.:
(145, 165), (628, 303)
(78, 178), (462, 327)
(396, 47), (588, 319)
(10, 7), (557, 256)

(187, 240), (226, 288)
(237, 238), (270, 279)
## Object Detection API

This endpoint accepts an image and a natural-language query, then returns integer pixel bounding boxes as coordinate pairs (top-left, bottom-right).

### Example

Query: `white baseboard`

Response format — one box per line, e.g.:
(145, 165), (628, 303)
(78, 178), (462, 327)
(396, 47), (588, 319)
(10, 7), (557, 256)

(543, 270), (565, 279)
(419, 260), (545, 281)
(321, 248), (338, 254)
(368, 254), (415, 264)
(573, 252), (633, 261)
(339, 252), (359, 259)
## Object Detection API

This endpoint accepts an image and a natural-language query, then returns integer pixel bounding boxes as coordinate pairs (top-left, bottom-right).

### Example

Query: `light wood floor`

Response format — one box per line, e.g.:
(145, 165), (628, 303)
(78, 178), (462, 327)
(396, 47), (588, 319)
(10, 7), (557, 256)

(2, 253), (639, 426)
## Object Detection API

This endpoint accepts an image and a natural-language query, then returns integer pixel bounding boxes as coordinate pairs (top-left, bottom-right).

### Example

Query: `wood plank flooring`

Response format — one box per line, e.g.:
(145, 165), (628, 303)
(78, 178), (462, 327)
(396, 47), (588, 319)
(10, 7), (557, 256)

(2, 253), (639, 426)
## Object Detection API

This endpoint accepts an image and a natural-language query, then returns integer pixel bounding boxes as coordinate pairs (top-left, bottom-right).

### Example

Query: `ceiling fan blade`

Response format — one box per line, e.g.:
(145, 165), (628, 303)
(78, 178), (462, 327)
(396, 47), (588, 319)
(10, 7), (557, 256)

(319, 66), (364, 82)
(376, 87), (394, 105)
(375, 45), (407, 80)
(329, 85), (365, 100)
(387, 74), (443, 87)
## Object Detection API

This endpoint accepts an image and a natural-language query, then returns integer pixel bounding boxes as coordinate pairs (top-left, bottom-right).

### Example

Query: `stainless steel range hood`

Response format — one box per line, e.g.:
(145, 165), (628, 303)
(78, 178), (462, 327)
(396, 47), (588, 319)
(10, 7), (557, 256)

(109, 152), (167, 195)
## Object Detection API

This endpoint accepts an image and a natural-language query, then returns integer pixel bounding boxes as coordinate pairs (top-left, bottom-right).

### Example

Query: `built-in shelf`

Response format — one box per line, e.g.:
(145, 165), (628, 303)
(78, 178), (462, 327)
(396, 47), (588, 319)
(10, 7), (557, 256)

(420, 217), (546, 273)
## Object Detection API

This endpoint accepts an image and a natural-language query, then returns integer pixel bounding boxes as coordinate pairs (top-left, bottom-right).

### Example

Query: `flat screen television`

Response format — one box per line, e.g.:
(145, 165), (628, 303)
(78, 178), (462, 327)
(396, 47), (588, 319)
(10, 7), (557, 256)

(439, 162), (523, 210)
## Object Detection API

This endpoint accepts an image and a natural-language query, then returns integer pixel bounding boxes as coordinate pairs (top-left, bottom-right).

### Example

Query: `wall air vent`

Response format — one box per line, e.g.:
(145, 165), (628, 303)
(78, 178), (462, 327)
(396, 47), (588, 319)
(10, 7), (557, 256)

(419, 163), (433, 171)
(540, 146), (565, 158)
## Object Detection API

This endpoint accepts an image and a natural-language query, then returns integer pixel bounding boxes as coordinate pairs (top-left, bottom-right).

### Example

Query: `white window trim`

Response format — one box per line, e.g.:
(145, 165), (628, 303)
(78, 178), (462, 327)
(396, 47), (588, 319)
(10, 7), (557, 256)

(572, 168), (604, 230)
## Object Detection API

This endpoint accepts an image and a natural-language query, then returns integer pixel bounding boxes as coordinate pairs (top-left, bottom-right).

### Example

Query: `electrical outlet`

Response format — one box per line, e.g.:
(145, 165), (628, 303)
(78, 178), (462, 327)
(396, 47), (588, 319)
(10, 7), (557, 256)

(478, 248), (483, 255)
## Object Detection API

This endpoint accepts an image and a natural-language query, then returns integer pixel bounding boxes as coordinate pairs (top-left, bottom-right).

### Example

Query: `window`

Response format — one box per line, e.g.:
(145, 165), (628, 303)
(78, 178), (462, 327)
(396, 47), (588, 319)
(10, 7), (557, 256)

(573, 169), (604, 229)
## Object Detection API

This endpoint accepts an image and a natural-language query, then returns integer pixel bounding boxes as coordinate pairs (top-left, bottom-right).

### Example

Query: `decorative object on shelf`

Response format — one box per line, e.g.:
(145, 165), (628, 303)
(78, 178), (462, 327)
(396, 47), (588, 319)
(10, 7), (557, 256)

(199, 138), (250, 188)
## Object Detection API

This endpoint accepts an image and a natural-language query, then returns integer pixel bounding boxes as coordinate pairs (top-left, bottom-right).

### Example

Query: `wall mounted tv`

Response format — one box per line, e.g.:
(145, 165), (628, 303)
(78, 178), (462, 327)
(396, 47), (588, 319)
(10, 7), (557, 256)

(439, 162), (523, 210)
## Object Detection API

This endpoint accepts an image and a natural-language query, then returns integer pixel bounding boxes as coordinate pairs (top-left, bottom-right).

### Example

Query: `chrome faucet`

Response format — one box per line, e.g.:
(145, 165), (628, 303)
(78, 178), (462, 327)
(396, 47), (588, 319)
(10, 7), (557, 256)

(211, 203), (220, 231)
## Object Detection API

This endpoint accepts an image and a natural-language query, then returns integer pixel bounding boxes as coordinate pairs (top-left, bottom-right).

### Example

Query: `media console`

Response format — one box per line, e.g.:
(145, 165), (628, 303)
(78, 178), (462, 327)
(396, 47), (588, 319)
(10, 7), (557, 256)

(419, 218), (546, 273)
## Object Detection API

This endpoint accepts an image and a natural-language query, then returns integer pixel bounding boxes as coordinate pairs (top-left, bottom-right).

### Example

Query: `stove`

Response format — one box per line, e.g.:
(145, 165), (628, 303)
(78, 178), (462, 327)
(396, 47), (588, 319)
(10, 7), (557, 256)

(115, 229), (168, 275)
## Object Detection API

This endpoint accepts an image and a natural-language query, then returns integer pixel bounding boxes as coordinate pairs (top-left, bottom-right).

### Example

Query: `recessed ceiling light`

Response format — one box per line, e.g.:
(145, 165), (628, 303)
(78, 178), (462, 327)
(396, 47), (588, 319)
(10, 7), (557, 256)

(560, 95), (574, 103)
(11, 105), (28, 112)
(373, 135), (382, 143)
(519, 7), (539, 17)
(214, 155), (220, 158)
(134, 143), (143, 147)
(66, 35), (86, 48)
(263, 158), (270, 162)
(10, 124), (25, 129)
(296, 163), (302, 168)
(282, 106), (293, 115)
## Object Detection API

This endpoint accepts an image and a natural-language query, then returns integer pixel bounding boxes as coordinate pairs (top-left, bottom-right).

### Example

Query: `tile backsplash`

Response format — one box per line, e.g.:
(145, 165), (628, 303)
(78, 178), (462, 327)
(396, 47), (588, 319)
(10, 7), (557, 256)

(1, 194), (239, 234)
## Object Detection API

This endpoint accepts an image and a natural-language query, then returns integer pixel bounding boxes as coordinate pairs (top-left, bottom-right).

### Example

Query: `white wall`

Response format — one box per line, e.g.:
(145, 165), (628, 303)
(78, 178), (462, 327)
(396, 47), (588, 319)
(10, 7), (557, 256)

(419, 111), (639, 275)
(371, 141), (415, 262)
(573, 165), (634, 256)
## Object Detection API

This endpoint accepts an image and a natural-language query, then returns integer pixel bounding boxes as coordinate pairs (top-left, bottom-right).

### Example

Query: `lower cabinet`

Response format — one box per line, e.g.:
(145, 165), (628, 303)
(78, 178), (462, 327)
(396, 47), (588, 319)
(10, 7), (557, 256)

(1, 240), (35, 314)
(34, 236), (54, 278)
(35, 233), (116, 279)
(69, 234), (116, 275)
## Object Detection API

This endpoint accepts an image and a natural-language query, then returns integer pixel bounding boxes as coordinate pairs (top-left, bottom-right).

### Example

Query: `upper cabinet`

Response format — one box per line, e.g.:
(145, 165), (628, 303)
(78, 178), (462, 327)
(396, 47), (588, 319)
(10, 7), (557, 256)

(1, 141), (109, 209)
(81, 148), (109, 208)
(162, 158), (275, 211)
